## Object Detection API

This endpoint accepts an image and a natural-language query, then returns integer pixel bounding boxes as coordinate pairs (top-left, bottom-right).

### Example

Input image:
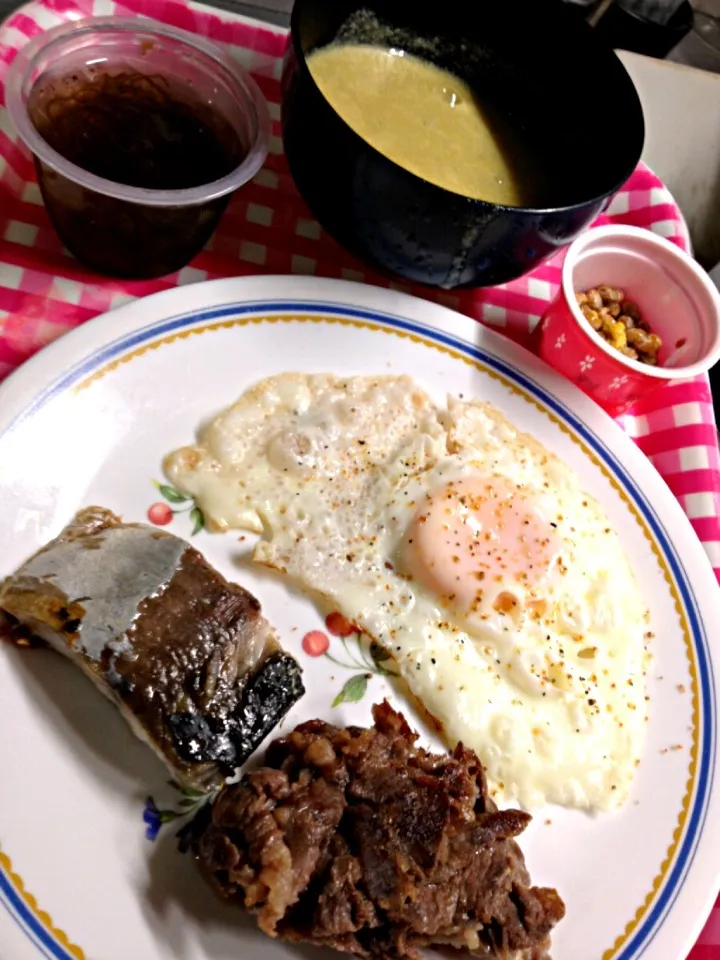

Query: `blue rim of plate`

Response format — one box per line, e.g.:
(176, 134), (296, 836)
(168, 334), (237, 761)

(0, 298), (715, 960)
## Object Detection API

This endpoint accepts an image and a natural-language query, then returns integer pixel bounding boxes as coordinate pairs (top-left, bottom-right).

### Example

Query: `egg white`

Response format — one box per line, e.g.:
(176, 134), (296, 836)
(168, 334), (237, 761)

(165, 374), (649, 810)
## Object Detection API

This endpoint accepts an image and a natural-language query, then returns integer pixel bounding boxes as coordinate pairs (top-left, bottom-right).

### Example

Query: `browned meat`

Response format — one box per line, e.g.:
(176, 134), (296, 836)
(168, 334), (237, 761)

(192, 701), (565, 959)
(0, 507), (304, 792)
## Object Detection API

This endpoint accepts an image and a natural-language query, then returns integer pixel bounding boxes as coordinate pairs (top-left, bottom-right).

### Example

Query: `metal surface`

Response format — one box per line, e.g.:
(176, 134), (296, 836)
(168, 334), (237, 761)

(194, 0), (291, 26)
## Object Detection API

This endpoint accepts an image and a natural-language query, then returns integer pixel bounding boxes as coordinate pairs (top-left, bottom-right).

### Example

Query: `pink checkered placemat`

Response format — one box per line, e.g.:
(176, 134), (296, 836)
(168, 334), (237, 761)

(0, 0), (719, 956)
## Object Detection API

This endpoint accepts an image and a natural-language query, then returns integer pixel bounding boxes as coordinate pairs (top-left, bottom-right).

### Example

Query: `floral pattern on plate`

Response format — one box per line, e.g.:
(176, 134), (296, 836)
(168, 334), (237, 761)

(303, 613), (398, 707)
(147, 480), (205, 535)
(143, 780), (218, 842)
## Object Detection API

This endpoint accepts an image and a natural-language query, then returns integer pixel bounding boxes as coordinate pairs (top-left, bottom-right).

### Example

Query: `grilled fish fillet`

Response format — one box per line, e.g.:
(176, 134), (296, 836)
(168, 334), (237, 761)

(0, 507), (304, 791)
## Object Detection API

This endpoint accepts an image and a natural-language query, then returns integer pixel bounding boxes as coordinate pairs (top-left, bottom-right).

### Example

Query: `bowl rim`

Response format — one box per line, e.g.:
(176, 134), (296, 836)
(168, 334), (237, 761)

(561, 224), (720, 379)
(288, 1), (646, 216)
(5, 16), (271, 208)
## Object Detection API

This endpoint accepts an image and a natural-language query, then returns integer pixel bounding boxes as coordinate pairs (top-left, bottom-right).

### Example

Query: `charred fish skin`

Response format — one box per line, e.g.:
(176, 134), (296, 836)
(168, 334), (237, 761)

(168, 653), (305, 769)
(0, 507), (305, 791)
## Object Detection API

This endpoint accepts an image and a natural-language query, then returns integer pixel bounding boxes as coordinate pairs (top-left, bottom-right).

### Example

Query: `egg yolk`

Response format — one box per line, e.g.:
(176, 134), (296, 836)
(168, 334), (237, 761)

(402, 477), (557, 617)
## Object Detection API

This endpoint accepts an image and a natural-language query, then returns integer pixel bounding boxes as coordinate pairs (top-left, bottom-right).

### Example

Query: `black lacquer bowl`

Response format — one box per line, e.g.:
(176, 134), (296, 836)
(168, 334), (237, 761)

(281, 0), (645, 289)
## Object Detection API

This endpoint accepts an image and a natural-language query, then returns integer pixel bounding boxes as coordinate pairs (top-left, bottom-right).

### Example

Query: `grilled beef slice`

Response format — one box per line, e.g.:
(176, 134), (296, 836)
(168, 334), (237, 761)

(192, 701), (565, 959)
(0, 506), (304, 791)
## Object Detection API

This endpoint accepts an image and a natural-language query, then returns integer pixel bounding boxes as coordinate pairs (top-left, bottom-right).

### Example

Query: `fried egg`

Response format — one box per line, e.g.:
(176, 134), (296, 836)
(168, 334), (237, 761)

(165, 373), (649, 810)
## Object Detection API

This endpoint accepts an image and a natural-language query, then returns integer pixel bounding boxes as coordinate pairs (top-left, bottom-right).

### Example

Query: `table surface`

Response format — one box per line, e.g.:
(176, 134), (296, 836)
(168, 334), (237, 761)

(0, 0), (294, 19)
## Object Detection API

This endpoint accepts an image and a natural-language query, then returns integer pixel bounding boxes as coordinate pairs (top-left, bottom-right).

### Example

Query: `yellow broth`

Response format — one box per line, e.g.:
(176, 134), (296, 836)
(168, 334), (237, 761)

(307, 44), (529, 206)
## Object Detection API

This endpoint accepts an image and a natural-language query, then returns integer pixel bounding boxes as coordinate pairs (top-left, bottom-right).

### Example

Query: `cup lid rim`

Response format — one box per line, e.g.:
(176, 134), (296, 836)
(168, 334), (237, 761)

(4, 16), (271, 207)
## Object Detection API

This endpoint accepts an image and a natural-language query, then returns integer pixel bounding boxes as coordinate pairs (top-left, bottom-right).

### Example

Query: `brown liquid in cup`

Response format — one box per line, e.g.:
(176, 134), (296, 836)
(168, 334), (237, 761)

(28, 67), (246, 278)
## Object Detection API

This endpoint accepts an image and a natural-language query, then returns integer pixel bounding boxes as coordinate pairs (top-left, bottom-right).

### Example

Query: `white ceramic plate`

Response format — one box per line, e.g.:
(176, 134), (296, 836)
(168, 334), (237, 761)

(0, 276), (718, 960)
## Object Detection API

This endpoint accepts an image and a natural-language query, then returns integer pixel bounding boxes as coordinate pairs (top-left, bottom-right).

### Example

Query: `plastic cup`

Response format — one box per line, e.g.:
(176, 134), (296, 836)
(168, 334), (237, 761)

(534, 225), (720, 415)
(5, 17), (270, 279)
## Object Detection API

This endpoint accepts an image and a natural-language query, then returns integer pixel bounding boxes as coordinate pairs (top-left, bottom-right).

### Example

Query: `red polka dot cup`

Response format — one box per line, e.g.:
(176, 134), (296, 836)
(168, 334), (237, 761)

(534, 225), (720, 416)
